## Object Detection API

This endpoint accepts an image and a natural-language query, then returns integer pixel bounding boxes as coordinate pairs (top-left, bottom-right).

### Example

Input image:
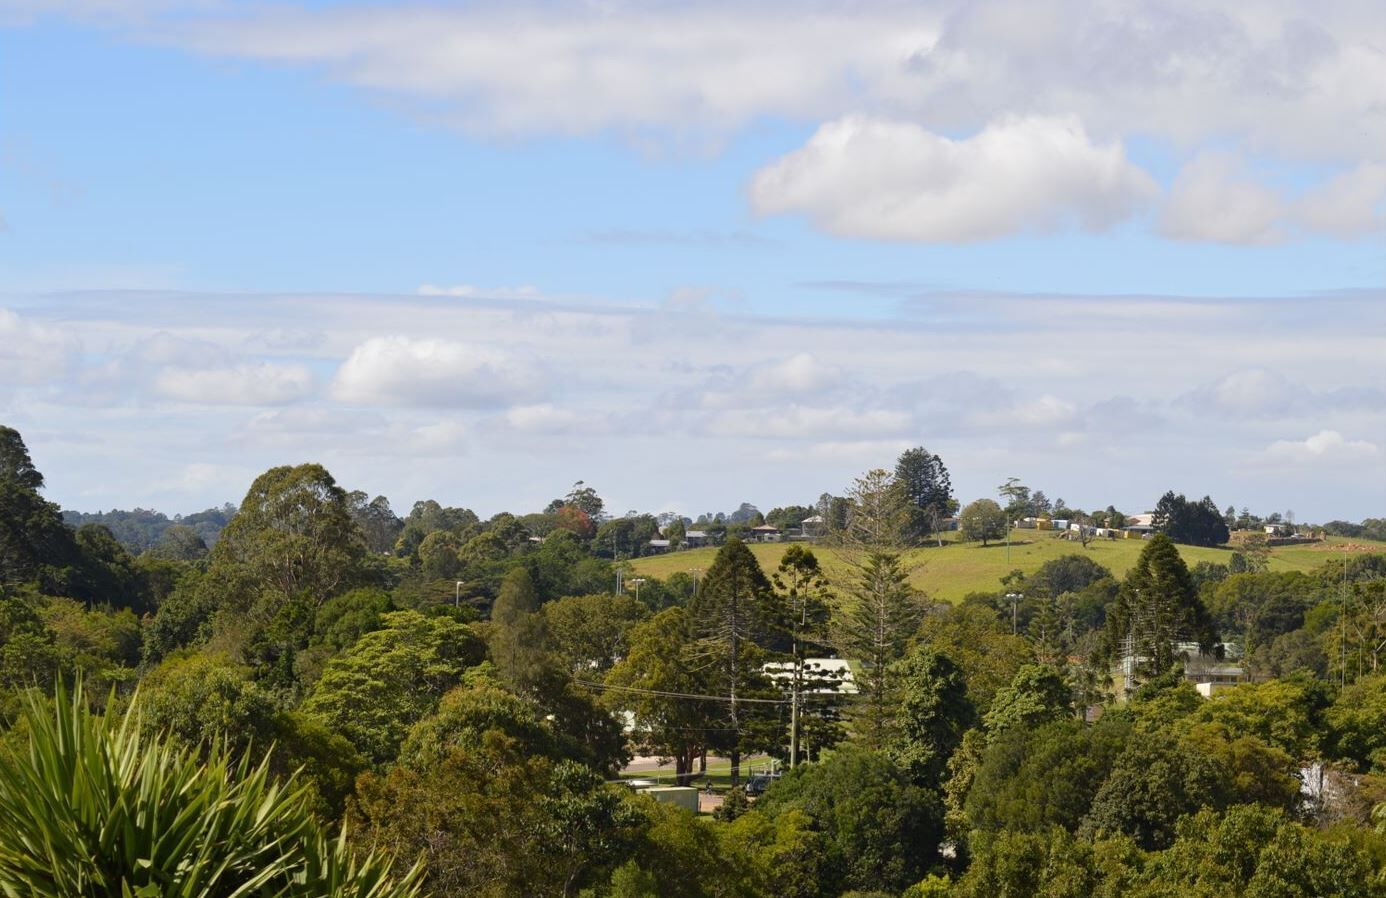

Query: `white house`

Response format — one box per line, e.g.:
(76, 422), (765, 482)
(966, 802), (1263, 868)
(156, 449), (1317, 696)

(1113, 641), (1243, 696)
(762, 658), (859, 695)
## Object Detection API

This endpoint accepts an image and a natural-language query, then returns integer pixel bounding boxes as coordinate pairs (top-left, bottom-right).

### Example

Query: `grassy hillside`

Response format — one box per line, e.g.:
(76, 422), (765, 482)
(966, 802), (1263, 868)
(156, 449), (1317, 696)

(627, 533), (1384, 603)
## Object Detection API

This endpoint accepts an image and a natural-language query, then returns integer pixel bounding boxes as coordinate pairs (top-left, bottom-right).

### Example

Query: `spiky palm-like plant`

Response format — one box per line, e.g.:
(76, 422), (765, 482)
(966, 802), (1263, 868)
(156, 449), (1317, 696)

(0, 684), (423, 898)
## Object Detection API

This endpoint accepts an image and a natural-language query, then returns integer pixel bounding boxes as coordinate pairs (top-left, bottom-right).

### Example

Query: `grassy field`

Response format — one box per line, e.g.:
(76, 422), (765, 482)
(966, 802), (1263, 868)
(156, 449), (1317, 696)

(628, 533), (1386, 603)
(620, 756), (779, 789)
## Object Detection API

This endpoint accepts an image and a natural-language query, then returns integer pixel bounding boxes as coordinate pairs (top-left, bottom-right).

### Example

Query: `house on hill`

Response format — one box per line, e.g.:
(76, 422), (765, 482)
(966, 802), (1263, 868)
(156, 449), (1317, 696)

(1122, 512), (1158, 539)
(749, 524), (783, 543)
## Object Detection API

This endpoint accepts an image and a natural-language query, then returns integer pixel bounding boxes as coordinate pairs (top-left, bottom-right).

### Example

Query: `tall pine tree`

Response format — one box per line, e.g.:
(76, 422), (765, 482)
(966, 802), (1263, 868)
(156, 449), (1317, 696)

(894, 446), (954, 546)
(836, 551), (928, 743)
(1102, 534), (1217, 690)
(688, 538), (781, 785)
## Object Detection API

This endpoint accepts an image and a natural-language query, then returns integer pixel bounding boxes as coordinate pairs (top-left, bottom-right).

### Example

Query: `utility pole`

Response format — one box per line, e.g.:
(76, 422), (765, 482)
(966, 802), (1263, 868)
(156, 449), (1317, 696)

(789, 593), (808, 768)
(1341, 548), (1349, 687)
(790, 671), (800, 769)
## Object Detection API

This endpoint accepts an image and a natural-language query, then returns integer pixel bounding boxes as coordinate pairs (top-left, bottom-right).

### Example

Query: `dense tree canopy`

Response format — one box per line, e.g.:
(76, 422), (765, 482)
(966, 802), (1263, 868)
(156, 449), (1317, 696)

(302, 610), (485, 764)
(3, 428), (1386, 898)
(1154, 491), (1231, 547)
(895, 446), (954, 545)
(758, 749), (946, 896)
(958, 499), (1006, 546)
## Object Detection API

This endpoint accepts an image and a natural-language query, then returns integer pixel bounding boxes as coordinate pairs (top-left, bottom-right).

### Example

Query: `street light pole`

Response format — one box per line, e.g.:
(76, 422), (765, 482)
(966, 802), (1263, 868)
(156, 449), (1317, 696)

(454, 580), (464, 607)
(1005, 592), (1023, 635)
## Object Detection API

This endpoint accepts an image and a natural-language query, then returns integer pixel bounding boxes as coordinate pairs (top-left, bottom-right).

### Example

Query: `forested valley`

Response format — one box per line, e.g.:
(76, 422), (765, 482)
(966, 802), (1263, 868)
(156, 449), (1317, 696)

(2, 424), (1385, 898)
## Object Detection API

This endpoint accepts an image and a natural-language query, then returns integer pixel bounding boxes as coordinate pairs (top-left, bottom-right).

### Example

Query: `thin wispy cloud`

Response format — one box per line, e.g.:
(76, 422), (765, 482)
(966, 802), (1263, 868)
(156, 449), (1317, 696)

(3, 289), (1382, 520)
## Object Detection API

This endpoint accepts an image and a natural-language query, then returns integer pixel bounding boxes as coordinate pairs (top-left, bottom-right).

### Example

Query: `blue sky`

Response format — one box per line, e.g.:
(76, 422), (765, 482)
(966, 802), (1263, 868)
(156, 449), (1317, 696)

(1, 1), (1383, 521)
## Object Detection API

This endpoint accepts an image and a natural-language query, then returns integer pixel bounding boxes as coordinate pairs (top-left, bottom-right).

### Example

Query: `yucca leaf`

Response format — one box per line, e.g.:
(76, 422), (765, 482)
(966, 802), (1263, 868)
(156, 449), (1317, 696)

(0, 681), (424, 898)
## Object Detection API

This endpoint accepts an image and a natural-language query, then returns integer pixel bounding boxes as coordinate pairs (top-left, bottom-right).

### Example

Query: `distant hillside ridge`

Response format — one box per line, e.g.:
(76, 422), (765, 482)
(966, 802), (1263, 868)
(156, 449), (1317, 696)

(61, 504), (236, 553)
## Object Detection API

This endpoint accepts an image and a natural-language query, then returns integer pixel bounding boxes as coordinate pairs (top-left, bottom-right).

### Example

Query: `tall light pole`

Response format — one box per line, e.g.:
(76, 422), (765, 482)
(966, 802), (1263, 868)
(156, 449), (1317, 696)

(454, 580), (464, 607)
(1005, 592), (1023, 635)
(630, 577), (646, 604)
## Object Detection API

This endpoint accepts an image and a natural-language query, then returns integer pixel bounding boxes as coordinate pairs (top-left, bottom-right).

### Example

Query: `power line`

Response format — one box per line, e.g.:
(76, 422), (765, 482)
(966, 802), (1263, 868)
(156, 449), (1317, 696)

(573, 679), (789, 705)
(574, 679), (843, 704)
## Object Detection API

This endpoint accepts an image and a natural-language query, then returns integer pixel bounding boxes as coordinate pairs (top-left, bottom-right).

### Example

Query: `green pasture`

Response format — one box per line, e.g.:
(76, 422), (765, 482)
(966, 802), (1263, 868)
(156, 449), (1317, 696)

(628, 533), (1386, 603)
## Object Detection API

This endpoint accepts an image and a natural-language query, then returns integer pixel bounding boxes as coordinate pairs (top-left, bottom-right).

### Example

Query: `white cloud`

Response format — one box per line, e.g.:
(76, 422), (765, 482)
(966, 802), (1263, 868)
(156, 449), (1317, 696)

(1297, 162), (1386, 237)
(137, 331), (229, 367)
(1159, 152), (1287, 244)
(1260, 430), (1380, 465)
(968, 394), (1079, 430)
(706, 405), (912, 439)
(0, 308), (75, 385)
(20, 0), (1386, 248)
(173, 462), (237, 489)
(1180, 369), (1386, 420)
(744, 353), (842, 396)
(1195, 369), (1296, 418)
(503, 403), (579, 434)
(407, 419), (470, 455)
(154, 362), (315, 405)
(750, 115), (1155, 242)
(9, 289), (1386, 520)
(245, 408), (386, 439)
(417, 283), (546, 301)
(766, 439), (914, 464)
(331, 335), (544, 408)
(168, 4), (942, 139)
(140, 1), (1386, 165)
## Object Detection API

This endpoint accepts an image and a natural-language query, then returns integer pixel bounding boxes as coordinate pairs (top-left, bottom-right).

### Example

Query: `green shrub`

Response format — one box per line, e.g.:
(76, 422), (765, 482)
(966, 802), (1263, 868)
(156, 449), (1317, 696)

(0, 682), (421, 898)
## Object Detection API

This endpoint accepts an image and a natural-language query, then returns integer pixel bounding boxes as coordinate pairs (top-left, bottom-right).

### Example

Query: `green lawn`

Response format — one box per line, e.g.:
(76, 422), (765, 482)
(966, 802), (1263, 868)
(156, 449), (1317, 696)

(620, 757), (779, 790)
(628, 534), (1386, 603)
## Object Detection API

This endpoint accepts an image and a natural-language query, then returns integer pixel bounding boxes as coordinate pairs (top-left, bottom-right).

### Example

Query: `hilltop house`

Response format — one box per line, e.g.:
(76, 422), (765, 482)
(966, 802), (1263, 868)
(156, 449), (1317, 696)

(749, 524), (783, 543)
(1122, 513), (1158, 538)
